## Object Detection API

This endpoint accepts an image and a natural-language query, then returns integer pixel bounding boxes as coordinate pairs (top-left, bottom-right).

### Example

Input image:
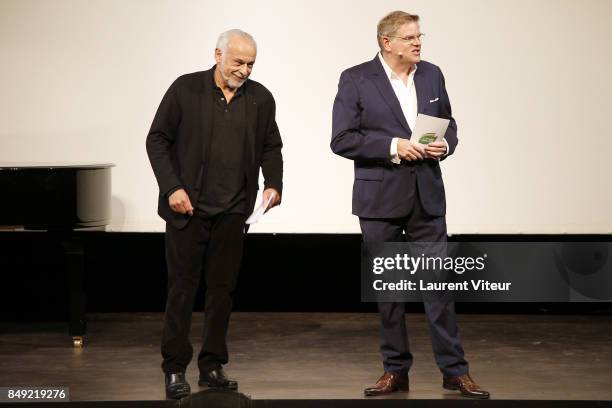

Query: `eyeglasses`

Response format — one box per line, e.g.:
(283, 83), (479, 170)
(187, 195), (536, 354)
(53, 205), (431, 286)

(383, 33), (425, 45)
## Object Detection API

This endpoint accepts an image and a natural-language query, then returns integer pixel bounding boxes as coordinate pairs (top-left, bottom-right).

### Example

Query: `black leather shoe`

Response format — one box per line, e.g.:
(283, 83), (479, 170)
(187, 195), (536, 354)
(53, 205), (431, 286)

(198, 367), (238, 390)
(165, 372), (191, 400)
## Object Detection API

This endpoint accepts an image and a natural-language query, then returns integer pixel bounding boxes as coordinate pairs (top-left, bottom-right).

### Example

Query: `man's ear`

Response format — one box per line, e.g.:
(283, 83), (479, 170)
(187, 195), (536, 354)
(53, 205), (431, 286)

(382, 38), (392, 53)
(214, 48), (222, 64)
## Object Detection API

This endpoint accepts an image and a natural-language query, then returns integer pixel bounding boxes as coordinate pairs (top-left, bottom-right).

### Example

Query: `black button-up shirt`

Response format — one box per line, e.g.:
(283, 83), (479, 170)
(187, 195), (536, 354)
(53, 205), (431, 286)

(196, 80), (248, 217)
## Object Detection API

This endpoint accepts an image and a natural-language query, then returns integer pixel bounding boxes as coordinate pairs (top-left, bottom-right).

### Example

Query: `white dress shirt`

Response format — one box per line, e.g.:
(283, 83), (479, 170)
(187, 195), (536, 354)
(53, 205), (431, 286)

(377, 53), (447, 163)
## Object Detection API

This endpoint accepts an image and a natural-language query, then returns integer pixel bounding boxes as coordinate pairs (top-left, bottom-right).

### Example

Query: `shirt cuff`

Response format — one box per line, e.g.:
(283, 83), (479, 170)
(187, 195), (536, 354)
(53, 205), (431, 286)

(390, 137), (401, 164)
(442, 138), (449, 157)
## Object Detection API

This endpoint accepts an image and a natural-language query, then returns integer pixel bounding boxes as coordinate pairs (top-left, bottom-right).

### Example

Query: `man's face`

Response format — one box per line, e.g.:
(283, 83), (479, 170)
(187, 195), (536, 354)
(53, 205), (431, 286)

(386, 22), (422, 65)
(215, 37), (256, 89)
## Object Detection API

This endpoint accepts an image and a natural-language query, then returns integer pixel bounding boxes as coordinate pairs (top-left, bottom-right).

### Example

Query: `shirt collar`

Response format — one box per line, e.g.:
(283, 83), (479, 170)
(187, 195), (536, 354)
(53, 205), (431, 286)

(378, 52), (417, 80)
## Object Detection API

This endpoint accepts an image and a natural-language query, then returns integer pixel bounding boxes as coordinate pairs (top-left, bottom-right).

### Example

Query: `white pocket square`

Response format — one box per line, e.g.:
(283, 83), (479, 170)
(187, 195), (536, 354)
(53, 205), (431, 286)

(429, 97), (439, 103)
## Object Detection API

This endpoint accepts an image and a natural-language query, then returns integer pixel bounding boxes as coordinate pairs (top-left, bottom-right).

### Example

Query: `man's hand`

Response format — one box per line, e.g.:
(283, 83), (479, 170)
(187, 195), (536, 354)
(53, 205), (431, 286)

(424, 141), (447, 159)
(168, 188), (194, 216)
(397, 138), (426, 161)
(263, 188), (281, 212)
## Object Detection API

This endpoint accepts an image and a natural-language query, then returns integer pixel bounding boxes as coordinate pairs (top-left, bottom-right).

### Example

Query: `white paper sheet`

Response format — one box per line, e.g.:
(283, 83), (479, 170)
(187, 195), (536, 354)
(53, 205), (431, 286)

(411, 114), (450, 145)
(246, 192), (275, 224)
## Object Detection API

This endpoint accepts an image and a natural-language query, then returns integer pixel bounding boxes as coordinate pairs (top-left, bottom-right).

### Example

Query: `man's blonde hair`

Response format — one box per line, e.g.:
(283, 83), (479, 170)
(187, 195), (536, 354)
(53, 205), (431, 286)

(377, 11), (420, 50)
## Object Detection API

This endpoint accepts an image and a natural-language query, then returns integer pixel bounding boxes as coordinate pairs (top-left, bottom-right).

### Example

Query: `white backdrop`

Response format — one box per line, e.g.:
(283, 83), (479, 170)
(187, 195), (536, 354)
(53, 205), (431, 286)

(1, 0), (611, 233)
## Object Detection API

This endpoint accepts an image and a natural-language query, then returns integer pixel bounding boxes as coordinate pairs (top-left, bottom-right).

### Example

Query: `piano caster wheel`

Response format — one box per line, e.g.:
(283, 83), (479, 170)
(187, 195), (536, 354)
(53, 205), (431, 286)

(72, 336), (84, 348)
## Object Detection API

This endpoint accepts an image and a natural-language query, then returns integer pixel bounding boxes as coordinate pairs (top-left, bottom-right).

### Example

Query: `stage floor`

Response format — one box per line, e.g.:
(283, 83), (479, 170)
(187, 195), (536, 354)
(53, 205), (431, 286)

(0, 313), (610, 401)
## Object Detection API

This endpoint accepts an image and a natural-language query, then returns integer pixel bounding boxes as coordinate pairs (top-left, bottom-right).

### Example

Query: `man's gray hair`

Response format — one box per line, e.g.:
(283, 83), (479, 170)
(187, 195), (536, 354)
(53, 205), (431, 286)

(216, 29), (257, 53)
(377, 11), (419, 50)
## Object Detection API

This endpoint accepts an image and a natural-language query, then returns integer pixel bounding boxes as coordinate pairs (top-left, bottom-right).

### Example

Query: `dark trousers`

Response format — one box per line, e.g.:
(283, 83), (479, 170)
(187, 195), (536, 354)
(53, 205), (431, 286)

(161, 213), (246, 374)
(359, 187), (468, 377)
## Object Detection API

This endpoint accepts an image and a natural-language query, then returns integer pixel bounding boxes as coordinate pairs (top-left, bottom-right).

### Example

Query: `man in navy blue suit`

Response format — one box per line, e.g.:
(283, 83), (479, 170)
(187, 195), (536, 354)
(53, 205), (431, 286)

(331, 11), (489, 399)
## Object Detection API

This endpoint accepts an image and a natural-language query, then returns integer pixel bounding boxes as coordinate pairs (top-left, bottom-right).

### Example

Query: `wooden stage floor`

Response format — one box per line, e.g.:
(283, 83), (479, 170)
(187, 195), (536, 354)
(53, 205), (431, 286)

(0, 313), (611, 402)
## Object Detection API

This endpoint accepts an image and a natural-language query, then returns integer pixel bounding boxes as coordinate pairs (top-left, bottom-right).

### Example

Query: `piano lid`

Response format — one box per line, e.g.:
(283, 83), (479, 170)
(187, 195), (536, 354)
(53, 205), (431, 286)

(0, 163), (114, 229)
(0, 162), (115, 170)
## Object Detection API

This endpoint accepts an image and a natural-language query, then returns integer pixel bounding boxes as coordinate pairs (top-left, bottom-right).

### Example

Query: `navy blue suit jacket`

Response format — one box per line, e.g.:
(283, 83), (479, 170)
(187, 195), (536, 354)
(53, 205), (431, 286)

(331, 55), (458, 218)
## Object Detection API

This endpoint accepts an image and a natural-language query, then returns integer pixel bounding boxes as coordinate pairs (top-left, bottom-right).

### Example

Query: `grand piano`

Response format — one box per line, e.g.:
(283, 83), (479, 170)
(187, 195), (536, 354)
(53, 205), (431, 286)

(0, 163), (114, 347)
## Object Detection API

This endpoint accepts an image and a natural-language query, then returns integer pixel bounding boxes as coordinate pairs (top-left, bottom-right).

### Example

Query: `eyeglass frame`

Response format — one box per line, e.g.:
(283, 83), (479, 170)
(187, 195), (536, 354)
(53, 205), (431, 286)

(380, 33), (425, 45)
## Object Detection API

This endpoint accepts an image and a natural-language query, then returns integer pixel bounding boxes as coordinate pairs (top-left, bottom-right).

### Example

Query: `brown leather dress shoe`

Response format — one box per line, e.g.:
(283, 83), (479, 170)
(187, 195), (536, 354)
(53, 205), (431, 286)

(364, 371), (409, 396)
(443, 373), (490, 399)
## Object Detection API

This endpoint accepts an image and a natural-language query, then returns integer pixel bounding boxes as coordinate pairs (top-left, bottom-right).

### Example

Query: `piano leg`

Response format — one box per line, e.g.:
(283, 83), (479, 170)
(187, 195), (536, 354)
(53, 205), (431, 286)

(59, 234), (87, 347)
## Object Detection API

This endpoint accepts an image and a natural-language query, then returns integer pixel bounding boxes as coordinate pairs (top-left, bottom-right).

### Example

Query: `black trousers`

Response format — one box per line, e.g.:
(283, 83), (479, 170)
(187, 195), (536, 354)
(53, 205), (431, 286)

(161, 213), (246, 374)
(359, 183), (468, 377)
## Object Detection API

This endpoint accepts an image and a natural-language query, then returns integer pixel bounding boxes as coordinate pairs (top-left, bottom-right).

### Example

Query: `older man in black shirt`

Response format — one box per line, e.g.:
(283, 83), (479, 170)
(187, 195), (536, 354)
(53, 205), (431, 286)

(146, 29), (283, 399)
(198, 79), (248, 215)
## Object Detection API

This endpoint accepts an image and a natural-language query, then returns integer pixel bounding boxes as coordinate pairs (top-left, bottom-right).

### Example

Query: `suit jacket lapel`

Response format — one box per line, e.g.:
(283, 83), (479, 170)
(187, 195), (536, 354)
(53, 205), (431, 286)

(244, 81), (258, 169)
(201, 69), (214, 161)
(413, 66), (428, 115)
(369, 56), (411, 134)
